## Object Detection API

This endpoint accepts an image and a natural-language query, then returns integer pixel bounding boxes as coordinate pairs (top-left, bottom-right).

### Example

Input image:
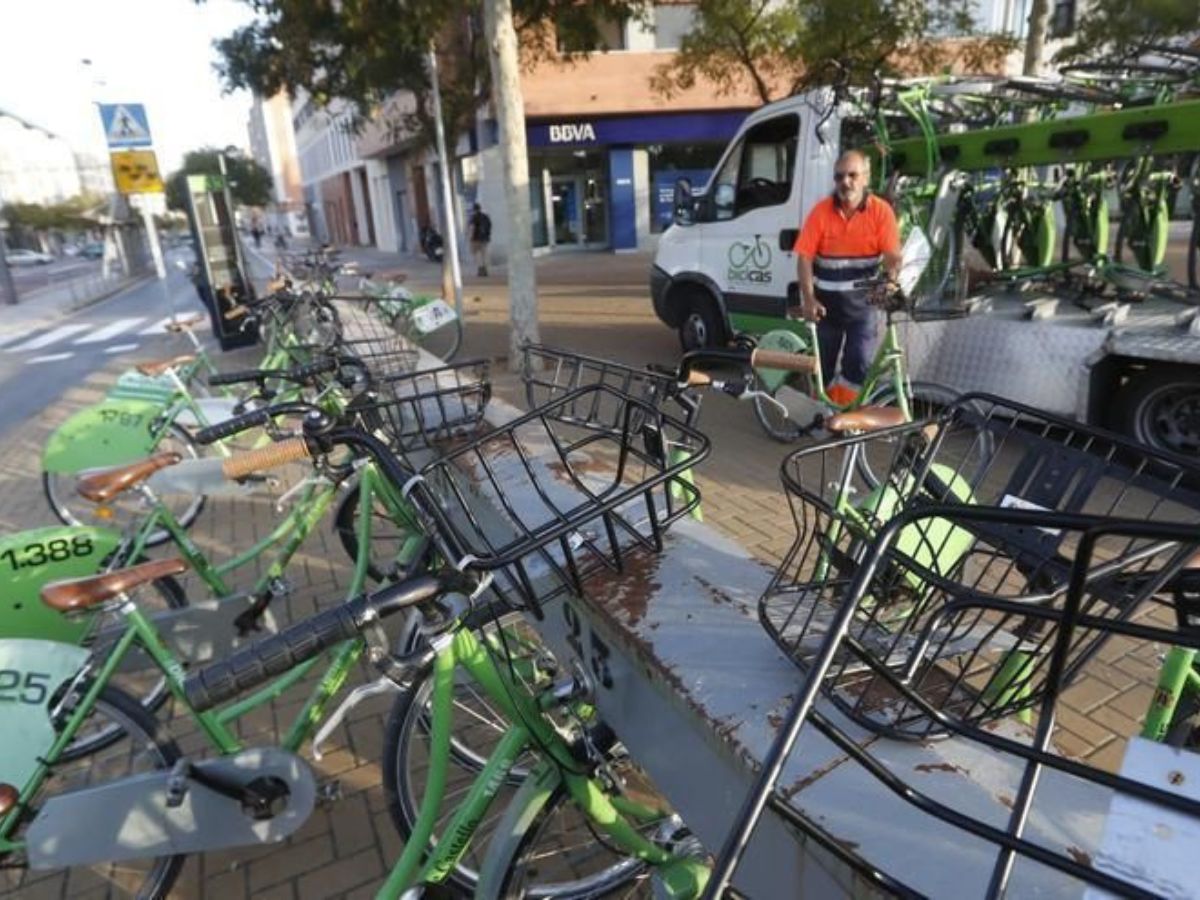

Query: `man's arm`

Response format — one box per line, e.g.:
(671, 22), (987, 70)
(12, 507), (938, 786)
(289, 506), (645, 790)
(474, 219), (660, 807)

(796, 255), (824, 321)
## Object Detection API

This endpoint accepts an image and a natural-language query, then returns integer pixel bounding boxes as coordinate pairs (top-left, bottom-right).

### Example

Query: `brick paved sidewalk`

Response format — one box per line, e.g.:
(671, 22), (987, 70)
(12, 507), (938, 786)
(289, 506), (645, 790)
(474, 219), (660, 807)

(0, 271), (1174, 897)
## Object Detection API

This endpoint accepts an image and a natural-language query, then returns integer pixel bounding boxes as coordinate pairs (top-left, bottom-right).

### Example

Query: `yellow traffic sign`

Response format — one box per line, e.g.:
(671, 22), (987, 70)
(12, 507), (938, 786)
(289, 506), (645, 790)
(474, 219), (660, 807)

(110, 150), (164, 194)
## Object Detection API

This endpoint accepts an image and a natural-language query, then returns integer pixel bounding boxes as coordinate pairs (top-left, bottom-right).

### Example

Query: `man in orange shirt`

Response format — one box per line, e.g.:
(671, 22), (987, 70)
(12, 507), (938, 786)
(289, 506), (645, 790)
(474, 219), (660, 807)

(793, 149), (901, 394)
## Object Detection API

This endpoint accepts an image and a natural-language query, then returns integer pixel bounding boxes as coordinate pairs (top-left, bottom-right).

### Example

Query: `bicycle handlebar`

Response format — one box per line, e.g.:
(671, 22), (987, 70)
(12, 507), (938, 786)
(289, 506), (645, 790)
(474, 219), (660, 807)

(193, 401), (321, 445)
(208, 358), (338, 389)
(221, 437), (312, 480)
(183, 574), (448, 712)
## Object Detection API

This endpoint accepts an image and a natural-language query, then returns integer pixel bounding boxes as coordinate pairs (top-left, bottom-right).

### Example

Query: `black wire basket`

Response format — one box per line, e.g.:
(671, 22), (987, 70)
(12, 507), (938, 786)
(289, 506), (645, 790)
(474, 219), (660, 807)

(760, 392), (1200, 740)
(521, 344), (694, 430)
(327, 295), (420, 378)
(343, 359), (491, 458)
(717, 514), (1200, 900)
(410, 383), (709, 613)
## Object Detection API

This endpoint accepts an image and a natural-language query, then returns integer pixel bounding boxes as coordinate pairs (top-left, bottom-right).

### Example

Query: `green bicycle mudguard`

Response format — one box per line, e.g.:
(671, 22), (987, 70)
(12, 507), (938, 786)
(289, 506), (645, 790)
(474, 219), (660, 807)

(754, 329), (813, 394)
(42, 399), (166, 475)
(0, 638), (91, 790)
(1033, 203), (1056, 268)
(1149, 198), (1169, 269)
(0, 526), (123, 644)
(860, 463), (976, 588)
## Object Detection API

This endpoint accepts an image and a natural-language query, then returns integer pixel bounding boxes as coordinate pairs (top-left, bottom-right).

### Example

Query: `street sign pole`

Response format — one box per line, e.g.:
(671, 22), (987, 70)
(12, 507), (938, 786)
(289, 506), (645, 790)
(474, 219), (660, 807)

(137, 198), (177, 325)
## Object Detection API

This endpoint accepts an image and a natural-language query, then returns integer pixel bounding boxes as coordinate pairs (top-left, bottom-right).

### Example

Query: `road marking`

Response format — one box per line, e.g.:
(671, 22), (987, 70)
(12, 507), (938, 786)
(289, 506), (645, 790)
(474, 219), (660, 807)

(0, 333), (26, 349)
(26, 352), (75, 364)
(105, 343), (140, 354)
(74, 317), (146, 344)
(5, 324), (90, 352)
(140, 316), (180, 335)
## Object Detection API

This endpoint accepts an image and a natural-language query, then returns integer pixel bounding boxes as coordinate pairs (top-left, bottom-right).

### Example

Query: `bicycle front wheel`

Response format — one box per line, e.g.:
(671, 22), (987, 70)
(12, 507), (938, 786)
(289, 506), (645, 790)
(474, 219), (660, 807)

(382, 607), (667, 897)
(42, 421), (206, 547)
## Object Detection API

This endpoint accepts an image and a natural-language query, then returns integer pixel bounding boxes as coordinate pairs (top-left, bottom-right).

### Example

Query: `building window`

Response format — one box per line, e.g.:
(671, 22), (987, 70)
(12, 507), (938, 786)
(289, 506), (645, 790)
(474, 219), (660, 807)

(1049, 0), (1075, 37)
(653, 4), (696, 49)
(556, 16), (625, 53)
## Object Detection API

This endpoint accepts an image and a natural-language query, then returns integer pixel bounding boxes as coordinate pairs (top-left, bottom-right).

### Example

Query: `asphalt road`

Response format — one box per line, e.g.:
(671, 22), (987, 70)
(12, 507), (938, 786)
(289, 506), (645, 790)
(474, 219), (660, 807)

(0, 261), (210, 438)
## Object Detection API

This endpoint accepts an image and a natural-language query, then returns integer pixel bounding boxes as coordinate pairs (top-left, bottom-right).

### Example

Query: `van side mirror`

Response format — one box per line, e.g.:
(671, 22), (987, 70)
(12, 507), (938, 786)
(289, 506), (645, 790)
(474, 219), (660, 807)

(714, 183), (735, 217)
(672, 178), (695, 227)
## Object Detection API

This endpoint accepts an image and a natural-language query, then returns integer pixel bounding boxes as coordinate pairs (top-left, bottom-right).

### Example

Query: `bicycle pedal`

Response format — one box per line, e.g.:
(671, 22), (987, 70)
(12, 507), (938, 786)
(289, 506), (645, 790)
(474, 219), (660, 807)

(316, 780), (343, 805)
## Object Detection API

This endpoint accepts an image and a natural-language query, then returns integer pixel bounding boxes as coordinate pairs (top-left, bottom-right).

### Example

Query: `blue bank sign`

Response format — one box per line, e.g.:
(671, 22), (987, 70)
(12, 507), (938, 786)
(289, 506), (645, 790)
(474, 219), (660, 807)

(527, 110), (748, 148)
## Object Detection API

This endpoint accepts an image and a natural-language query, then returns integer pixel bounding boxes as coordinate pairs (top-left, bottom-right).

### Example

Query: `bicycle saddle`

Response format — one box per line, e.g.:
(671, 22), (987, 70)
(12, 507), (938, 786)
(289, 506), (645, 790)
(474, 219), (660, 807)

(136, 354), (196, 377)
(825, 406), (907, 434)
(76, 451), (183, 503)
(41, 558), (188, 613)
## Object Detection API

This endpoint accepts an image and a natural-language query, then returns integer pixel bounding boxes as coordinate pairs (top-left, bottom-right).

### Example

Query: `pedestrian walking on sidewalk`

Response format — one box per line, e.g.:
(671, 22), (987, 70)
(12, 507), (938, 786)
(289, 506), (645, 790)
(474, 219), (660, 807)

(469, 203), (492, 277)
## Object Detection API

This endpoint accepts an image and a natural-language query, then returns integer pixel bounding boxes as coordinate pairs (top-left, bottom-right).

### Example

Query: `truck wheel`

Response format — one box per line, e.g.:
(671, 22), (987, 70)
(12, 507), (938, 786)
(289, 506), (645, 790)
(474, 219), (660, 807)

(1111, 368), (1200, 457)
(678, 295), (725, 351)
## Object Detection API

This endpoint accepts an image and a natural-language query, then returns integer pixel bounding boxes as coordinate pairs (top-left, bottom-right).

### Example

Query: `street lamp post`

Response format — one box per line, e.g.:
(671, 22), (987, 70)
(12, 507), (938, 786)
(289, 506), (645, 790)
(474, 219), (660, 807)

(0, 187), (17, 305)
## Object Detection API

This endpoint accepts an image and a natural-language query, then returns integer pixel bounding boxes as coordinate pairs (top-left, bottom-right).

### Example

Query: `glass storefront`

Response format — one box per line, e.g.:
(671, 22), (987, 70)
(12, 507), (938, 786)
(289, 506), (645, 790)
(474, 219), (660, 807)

(529, 149), (609, 248)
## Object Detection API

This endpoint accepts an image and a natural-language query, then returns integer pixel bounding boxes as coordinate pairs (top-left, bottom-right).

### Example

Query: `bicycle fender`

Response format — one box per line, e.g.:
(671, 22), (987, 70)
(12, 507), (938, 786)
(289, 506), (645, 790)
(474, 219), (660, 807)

(0, 639), (91, 791)
(0, 526), (123, 644)
(474, 761), (563, 900)
(42, 399), (167, 474)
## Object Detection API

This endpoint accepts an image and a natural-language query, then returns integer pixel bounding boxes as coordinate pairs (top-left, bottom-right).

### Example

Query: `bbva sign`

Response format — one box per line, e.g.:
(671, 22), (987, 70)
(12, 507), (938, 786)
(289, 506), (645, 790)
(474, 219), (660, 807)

(548, 123), (597, 143)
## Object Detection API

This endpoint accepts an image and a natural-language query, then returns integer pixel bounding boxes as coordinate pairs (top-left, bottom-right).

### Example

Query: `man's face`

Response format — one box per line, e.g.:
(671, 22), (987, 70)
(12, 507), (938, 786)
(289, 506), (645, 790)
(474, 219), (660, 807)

(834, 160), (867, 207)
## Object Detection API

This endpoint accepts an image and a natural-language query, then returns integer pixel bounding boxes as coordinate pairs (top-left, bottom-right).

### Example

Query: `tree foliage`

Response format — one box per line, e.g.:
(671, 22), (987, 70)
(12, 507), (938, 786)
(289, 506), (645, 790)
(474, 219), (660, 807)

(165, 148), (274, 212)
(211, 0), (650, 152)
(1053, 0), (1200, 61)
(2, 195), (102, 232)
(651, 0), (1019, 104)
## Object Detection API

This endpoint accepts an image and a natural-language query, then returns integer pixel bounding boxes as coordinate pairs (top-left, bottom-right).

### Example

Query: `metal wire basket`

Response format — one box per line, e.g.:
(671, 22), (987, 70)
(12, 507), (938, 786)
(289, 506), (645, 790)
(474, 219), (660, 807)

(326, 295), (420, 378)
(715, 514), (1200, 899)
(343, 359), (491, 457)
(521, 344), (695, 430)
(411, 383), (709, 613)
(759, 392), (1200, 739)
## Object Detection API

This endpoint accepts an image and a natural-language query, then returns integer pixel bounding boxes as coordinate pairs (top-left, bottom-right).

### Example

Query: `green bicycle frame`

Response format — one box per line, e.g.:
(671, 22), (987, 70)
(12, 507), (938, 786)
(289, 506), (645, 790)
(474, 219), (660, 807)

(375, 621), (707, 898)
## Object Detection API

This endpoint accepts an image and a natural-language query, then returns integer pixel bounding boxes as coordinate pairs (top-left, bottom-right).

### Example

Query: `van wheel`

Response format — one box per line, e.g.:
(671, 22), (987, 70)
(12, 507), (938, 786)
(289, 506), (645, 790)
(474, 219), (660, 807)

(1111, 368), (1200, 457)
(678, 297), (725, 351)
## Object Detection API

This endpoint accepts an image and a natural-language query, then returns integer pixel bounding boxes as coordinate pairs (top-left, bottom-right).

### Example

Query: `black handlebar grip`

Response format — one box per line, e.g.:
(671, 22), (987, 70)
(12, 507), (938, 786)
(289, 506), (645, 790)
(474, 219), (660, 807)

(184, 595), (371, 712)
(208, 368), (267, 388)
(284, 358), (337, 382)
(194, 408), (275, 445)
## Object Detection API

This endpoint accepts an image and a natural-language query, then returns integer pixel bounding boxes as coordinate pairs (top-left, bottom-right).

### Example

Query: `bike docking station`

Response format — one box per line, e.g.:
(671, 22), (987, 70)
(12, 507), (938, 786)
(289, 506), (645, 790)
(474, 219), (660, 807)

(415, 370), (1199, 897)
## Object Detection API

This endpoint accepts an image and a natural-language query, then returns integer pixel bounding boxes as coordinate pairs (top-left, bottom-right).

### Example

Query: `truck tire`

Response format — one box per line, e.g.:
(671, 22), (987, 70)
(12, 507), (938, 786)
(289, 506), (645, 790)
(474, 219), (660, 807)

(1111, 367), (1200, 457)
(677, 291), (726, 351)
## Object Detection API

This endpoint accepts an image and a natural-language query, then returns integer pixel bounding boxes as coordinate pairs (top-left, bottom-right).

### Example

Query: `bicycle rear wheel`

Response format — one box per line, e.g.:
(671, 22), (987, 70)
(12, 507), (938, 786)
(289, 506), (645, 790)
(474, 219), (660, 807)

(1, 686), (184, 899)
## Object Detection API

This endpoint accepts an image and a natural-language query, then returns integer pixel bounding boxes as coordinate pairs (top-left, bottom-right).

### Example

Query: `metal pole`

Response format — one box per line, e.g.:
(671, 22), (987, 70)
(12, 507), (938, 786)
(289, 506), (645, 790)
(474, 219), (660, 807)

(0, 220), (17, 305)
(427, 46), (464, 318)
(137, 195), (178, 324)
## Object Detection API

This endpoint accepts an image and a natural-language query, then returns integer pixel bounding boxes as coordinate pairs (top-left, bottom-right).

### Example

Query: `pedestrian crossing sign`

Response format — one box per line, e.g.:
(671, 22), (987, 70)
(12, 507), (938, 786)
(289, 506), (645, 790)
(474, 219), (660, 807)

(99, 103), (152, 148)
(110, 150), (164, 194)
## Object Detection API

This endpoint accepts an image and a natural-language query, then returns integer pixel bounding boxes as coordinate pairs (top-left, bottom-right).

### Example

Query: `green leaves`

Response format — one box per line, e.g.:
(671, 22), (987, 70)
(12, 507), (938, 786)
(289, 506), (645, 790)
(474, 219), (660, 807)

(1053, 0), (1200, 61)
(652, 0), (1018, 104)
(165, 150), (273, 211)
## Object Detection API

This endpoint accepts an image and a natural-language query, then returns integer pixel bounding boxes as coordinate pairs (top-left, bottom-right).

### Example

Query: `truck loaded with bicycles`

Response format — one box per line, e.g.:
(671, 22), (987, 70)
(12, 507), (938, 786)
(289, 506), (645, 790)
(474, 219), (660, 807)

(652, 45), (1200, 458)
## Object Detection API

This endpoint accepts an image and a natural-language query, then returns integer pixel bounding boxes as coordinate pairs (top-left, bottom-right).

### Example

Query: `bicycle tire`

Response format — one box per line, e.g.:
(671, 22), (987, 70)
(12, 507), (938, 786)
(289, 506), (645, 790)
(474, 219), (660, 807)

(382, 606), (653, 898)
(4, 686), (185, 899)
(42, 421), (207, 547)
(58, 568), (188, 762)
(1189, 214), (1199, 290)
(333, 483), (422, 585)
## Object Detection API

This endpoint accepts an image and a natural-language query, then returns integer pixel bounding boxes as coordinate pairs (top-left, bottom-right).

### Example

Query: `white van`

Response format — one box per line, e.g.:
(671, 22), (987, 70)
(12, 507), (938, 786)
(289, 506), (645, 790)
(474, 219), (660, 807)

(652, 89), (840, 350)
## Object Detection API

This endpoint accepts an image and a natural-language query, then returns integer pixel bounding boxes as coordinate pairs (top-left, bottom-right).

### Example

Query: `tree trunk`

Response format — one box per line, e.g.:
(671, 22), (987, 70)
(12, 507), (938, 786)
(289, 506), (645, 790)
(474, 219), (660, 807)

(483, 0), (540, 368)
(1023, 0), (1051, 76)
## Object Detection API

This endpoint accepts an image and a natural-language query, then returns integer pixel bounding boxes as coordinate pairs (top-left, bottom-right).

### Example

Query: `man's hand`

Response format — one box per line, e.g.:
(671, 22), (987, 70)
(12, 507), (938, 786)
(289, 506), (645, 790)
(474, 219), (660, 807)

(800, 298), (826, 322)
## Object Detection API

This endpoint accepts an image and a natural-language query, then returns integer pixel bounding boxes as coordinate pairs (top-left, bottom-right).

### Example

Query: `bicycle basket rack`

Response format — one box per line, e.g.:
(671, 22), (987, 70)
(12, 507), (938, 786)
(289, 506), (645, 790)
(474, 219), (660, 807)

(343, 359), (491, 458)
(760, 392), (1200, 740)
(712, 514), (1200, 899)
(521, 344), (695, 430)
(409, 383), (709, 613)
